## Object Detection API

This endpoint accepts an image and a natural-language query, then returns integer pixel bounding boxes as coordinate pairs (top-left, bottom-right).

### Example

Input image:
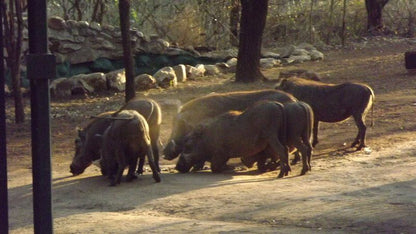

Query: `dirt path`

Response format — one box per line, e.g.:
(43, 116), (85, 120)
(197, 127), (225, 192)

(6, 38), (416, 233)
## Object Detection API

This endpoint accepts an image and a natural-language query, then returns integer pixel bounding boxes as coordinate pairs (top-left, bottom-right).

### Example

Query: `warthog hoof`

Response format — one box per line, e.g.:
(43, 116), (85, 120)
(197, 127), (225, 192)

(153, 173), (161, 183)
(126, 174), (138, 182)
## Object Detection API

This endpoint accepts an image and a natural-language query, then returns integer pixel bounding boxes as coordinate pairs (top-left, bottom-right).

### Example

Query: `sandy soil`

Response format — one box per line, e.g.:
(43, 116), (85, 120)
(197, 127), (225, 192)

(6, 37), (416, 233)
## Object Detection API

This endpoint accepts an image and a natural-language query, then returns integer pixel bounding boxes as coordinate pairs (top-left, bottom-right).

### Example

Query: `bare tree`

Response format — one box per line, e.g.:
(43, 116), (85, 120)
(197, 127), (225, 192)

(1, 0), (26, 123)
(229, 0), (240, 47)
(119, 0), (135, 102)
(91, 0), (107, 24)
(365, 0), (390, 33)
(235, 0), (268, 82)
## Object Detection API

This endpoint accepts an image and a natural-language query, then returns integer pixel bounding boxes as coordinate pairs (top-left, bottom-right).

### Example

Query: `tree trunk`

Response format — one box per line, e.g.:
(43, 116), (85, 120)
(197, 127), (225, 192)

(235, 0), (268, 83)
(229, 0), (240, 47)
(365, 0), (390, 33)
(341, 0), (347, 47)
(2, 0), (25, 123)
(119, 0), (135, 102)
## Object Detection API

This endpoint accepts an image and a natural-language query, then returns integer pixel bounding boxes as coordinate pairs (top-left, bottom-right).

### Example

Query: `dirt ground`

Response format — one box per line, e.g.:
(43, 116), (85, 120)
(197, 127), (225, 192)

(5, 37), (416, 233)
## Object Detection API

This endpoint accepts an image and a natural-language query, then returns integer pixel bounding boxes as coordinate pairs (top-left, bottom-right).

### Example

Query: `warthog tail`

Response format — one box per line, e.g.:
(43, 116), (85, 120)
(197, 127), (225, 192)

(368, 88), (375, 127)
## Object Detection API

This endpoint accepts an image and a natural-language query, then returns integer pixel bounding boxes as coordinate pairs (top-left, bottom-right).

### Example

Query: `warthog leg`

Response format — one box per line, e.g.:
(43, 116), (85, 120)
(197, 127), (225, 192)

(136, 156), (145, 175)
(293, 141), (312, 175)
(351, 113), (367, 150)
(126, 154), (139, 182)
(146, 146), (161, 183)
(265, 137), (290, 178)
(211, 156), (229, 173)
(151, 140), (161, 172)
(111, 149), (125, 186)
(312, 119), (319, 147)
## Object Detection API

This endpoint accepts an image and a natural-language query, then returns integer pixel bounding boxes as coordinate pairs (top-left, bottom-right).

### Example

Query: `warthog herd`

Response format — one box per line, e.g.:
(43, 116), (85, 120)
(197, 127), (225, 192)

(70, 76), (375, 186)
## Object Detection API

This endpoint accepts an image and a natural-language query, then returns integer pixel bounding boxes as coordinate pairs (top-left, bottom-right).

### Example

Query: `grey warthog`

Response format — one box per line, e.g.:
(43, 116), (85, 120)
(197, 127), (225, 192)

(99, 110), (161, 186)
(241, 101), (314, 175)
(176, 101), (291, 178)
(275, 77), (374, 150)
(70, 97), (162, 175)
(163, 89), (297, 170)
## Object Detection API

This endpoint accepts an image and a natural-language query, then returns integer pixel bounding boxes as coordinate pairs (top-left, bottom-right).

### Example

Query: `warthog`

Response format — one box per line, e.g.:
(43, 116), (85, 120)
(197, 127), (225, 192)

(241, 101), (314, 175)
(176, 101), (291, 178)
(163, 89), (297, 170)
(70, 97), (162, 175)
(99, 110), (161, 186)
(275, 77), (374, 150)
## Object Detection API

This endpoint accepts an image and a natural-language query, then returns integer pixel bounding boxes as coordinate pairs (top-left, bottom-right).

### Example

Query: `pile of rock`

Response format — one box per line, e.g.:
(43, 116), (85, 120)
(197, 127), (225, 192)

(49, 60), (234, 97)
(18, 16), (326, 97)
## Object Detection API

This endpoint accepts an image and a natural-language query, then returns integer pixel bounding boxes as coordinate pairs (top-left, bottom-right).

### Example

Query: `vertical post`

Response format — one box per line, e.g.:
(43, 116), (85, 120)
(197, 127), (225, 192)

(27, 0), (55, 233)
(0, 3), (9, 233)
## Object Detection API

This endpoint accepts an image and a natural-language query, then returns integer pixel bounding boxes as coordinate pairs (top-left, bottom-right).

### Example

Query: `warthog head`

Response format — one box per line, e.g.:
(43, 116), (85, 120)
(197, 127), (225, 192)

(175, 126), (208, 173)
(163, 117), (193, 160)
(70, 129), (98, 175)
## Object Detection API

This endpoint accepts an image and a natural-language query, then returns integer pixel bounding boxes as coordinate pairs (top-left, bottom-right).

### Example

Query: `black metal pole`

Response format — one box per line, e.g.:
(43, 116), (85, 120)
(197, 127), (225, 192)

(27, 0), (55, 233)
(0, 3), (10, 233)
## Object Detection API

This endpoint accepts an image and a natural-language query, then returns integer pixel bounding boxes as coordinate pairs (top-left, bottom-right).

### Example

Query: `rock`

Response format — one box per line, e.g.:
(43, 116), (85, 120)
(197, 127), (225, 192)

(310, 50), (324, 61)
(186, 64), (205, 80)
(153, 67), (177, 88)
(292, 48), (309, 56)
(76, 72), (107, 93)
(297, 42), (316, 51)
(172, 64), (187, 82)
(215, 62), (231, 73)
(289, 54), (311, 63)
(105, 69), (126, 91)
(225, 58), (238, 73)
(134, 74), (156, 90)
(91, 58), (115, 73)
(144, 38), (170, 54)
(50, 77), (77, 98)
(48, 16), (67, 30)
(262, 51), (281, 59)
(90, 22), (101, 31)
(204, 64), (221, 76)
(260, 58), (281, 69)
(200, 48), (238, 60)
(277, 45), (296, 58)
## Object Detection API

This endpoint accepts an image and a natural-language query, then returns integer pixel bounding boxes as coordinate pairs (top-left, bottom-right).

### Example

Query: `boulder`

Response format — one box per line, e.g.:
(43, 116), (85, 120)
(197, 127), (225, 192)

(204, 64), (221, 76)
(289, 55), (311, 63)
(277, 45), (296, 58)
(91, 58), (115, 73)
(48, 16), (67, 30)
(292, 48), (309, 56)
(153, 66), (177, 88)
(172, 64), (187, 82)
(50, 77), (77, 98)
(297, 42), (316, 51)
(75, 72), (107, 93)
(262, 51), (281, 59)
(186, 64), (205, 80)
(310, 50), (324, 61)
(260, 58), (281, 69)
(134, 74), (156, 90)
(105, 69), (126, 91)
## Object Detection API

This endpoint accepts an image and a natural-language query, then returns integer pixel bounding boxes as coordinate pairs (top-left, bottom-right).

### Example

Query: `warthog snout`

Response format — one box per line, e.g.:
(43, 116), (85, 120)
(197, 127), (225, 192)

(70, 163), (85, 176)
(175, 154), (192, 173)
